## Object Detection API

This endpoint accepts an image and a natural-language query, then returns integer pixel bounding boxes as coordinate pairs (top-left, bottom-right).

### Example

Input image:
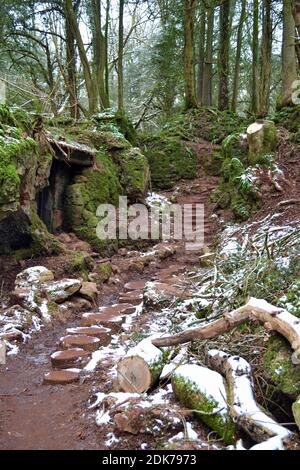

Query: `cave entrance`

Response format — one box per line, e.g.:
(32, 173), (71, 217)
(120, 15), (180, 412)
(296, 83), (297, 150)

(36, 159), (80, 234)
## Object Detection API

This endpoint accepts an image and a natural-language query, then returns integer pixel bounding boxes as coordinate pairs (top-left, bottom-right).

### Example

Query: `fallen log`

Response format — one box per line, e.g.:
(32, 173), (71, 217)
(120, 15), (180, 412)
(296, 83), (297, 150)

(172, 364), (236, 445)
(207, 350), (293, 450)
(117, 337), (170, 393)
(152, 298), (300, 365)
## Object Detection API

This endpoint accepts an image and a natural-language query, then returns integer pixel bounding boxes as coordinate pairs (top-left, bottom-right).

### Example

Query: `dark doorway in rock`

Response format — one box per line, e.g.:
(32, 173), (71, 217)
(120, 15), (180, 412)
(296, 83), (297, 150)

(37, 159), (80, 234)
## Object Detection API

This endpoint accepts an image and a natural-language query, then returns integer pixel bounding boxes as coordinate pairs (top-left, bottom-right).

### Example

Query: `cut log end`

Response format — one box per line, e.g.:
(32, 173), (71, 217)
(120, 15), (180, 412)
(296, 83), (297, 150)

(117, 356), (152, 393)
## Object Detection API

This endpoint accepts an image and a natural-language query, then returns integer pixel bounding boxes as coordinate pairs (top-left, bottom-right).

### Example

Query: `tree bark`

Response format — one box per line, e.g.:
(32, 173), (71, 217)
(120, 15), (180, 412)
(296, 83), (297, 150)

(231, 0), (246, 111)
(105, 0), (110, 101)
(251, 0), (260, 114)
(197, 3), (206, 105)
(280, 0), (298, 107)
(202, 4), (215, 106)
(259, 0), (272, 117)
(65, 1), (79, 119)
(218, 0), (231, 110)
(91, 0), (110, 110)
(65, 0), (97, 114)
(184, 0), (197, 109)
(118, 0), (125, 112)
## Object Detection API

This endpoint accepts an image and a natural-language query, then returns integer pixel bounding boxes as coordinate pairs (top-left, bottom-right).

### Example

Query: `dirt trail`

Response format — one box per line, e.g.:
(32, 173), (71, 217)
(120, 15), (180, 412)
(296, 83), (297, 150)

(0, 162), (220, 450)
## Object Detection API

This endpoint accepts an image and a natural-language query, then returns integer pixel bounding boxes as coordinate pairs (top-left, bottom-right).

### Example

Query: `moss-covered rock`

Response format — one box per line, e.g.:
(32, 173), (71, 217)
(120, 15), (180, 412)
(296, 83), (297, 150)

(113, 147), (150, 201)
(65, 252), (94, 278)
(95, 262), (113, 283)
(0, 106), (150, 257)
(141, 135), (197, 190)
(263, 334), (300, 399)
(93, 109), (137, 145)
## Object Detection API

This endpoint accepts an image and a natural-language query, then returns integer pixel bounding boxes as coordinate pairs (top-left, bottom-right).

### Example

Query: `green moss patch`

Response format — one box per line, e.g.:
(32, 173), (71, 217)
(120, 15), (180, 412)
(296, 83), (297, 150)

(263, 334), (300, 399)
(172, 374), (235, 445)
(141, 135), (197, 190)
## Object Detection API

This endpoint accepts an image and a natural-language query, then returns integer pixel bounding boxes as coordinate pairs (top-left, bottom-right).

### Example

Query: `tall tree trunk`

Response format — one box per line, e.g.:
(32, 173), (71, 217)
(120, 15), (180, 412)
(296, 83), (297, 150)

(118, 0), (125, 112)
(292, 0), (300, 68)
(65, 1), (79, 119)
(91, 0), (109, 109)
(184, 0), (197, 109)
(218, 0), (231, 110)
(231, 0), (246, 111)
(197, 3), (206, 105)
(280, 0), (298, 107)
(105, 0), (110, 101)
(202, 5), (215, 106)
(251, 0), (259, 114)
(259, 0), (272, 116)
(65, 0), (97, 114)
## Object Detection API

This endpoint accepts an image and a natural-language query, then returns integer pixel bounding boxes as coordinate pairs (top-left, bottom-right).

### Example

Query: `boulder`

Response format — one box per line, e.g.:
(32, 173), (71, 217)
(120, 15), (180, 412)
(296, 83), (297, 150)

(78, 282), (99, 303)
(15, 266), (54, 288)
(41, 279), (82, 303)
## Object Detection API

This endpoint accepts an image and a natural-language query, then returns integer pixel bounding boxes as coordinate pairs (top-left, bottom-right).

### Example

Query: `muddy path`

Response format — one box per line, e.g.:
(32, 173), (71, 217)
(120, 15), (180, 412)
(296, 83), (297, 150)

(0, 171), (219, 450)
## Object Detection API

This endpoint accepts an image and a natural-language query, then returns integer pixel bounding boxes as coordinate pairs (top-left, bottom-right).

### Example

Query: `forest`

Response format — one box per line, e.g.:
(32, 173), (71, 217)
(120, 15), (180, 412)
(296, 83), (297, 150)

(0, 0), (300, 454)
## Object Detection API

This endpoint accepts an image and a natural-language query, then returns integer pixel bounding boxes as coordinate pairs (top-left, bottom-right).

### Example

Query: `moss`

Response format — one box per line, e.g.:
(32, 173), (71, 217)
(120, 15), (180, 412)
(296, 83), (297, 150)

(95, 262), (113, 283)
(65, 252), (94, 276)
(82, 151), (121, 210)
(0, 132), (38, 209)
(269, 105), (300, 133)
(93, 109), (137, 145)
(172, 375), (235, 444)
(141, 135), (197, 190)
(150, 348), (171, 383)
(113, 147), (150, 200)
(263, 334), (300, 399)
(222, 133), (248, 163)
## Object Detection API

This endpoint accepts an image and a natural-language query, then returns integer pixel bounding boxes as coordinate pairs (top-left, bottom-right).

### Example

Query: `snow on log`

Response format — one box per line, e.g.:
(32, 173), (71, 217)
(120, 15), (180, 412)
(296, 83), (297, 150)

(152, 298), (300, 365)
(207, 350), (293, 450)
(160, 347), (188, 380)
(172, 364), (236, 444)
(117, 337), (170, 393)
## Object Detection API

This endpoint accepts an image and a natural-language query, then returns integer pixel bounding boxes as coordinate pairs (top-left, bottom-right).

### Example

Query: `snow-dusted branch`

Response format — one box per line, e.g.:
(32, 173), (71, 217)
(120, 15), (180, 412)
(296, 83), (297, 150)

(207, 350), (293, 450)
(152, 298), (300, 365)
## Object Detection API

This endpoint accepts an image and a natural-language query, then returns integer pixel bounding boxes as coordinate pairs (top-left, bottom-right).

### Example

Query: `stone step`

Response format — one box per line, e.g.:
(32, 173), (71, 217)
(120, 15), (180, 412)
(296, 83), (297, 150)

(43, 369), (80, 385)
(119, 291), (143, 306)
(124, 280), (146, 292)
(51, 348), (91, 369)
(60, 334), (101, 352)
(81, 311), (124, 332)
(66, 326), (111, 345)
(0, 329), (23, 342)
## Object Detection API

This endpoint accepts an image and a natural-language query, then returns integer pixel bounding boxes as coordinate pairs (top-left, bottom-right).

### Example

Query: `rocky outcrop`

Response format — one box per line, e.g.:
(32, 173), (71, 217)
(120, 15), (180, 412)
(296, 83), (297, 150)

(0, 107), (58, 255)
(0, 106), (150, 257)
